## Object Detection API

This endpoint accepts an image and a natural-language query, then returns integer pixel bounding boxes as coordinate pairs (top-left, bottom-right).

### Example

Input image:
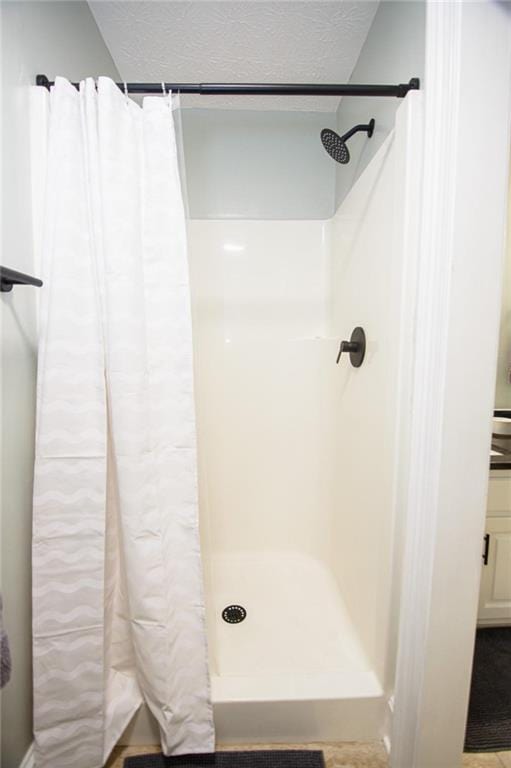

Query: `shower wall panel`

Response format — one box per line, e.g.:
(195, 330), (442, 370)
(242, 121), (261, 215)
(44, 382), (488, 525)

(187, 219), (332, 549)
(187, 219), (333, 675)
(327, 96), (418, 686)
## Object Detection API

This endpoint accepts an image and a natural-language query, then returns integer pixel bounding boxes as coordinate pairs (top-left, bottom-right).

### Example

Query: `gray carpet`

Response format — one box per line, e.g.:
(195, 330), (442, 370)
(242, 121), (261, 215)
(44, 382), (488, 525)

(465, 627), (511, 752)
(124, 752), (324, 768)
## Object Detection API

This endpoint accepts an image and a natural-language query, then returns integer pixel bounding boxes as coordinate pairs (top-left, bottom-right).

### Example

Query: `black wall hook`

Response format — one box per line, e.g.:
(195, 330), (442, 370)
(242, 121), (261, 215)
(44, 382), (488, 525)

(336, 327), (366, 368)
(1, 266), (43, 293)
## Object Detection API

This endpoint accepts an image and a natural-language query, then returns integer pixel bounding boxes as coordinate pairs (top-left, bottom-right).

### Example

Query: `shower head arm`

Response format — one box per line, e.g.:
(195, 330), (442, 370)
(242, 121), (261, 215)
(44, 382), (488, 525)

(320, 118), (375, 165)
(340, 119), (375, 144)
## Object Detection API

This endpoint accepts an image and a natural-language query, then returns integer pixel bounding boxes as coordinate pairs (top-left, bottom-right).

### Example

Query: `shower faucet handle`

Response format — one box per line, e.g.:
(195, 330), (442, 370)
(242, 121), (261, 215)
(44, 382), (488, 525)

(336, 327), (366, 368)
(336, 340), (357, 363)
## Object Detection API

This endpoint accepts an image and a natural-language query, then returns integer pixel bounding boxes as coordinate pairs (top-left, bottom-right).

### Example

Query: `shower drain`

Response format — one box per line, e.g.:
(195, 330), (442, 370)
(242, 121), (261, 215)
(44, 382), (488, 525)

(222, 605), (247, 624)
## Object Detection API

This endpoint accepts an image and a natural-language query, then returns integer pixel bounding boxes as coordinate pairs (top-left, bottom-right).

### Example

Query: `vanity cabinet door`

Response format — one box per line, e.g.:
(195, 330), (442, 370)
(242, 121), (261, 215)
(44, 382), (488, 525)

(478, 516), (511, 625)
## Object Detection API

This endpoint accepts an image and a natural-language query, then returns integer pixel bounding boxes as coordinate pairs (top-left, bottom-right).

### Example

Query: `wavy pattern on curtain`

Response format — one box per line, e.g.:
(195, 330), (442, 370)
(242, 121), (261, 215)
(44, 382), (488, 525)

(31, 77), (214, 768)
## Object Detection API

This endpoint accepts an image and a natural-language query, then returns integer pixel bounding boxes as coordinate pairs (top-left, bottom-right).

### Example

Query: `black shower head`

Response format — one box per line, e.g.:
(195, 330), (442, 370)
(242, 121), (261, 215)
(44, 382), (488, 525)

(321, 119), (375, 164)
(321, 128), (350, 164)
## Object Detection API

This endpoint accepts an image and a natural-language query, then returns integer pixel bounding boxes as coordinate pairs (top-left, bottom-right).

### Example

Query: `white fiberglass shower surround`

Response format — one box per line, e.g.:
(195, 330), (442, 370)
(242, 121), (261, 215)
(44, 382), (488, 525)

(120, 92), (421, 745)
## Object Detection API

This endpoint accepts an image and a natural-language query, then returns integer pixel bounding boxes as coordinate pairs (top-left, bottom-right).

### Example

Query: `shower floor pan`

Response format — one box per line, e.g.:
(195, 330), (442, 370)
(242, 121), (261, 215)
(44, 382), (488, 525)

(119, 552), (383, 745)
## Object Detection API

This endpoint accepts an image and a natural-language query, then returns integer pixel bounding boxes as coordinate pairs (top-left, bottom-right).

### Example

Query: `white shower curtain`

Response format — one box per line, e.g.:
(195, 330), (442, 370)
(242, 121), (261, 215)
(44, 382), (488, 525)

(31, 77), (214, 768)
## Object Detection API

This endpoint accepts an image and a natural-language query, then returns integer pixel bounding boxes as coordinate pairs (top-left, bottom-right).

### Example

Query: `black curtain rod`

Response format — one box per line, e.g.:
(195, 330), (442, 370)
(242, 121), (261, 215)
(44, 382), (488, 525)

(36, 74), (419, 98)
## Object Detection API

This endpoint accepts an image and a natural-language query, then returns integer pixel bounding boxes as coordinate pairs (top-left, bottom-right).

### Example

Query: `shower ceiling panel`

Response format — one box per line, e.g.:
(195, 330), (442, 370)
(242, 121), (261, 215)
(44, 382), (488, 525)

(88, 0), (379, 112)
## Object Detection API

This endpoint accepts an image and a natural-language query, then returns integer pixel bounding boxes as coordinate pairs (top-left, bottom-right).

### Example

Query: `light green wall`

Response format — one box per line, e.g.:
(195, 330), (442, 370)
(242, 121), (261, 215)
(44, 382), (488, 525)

(181, 108), (337, 220)
(334, 0), (425, 209)
(1, 4), (118, 766)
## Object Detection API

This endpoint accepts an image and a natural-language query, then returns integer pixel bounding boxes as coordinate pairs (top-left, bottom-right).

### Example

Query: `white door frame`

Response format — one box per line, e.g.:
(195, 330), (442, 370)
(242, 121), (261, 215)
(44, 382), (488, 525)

(391, 2), (511, 767)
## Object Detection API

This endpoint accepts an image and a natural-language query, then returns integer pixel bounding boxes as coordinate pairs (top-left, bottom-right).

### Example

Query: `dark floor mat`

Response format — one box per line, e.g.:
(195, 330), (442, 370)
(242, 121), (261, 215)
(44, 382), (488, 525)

(124, 751), (325, 768)
(465, 626), (511, 751)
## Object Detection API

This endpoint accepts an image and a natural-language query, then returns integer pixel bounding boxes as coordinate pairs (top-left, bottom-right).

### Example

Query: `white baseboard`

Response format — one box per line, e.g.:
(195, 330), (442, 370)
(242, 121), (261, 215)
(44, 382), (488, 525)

(19, 742), (34, 768)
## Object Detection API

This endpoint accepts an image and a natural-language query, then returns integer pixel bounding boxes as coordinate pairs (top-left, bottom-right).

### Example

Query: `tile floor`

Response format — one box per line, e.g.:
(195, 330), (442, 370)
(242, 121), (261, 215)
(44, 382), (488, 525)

(463, 753), (511, 768)
(106, 742), (511, 768)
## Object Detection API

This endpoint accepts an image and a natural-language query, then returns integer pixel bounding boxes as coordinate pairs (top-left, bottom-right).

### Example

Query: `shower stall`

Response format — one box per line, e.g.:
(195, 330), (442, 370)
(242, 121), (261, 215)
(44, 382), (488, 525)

(120, 90), (421, 746)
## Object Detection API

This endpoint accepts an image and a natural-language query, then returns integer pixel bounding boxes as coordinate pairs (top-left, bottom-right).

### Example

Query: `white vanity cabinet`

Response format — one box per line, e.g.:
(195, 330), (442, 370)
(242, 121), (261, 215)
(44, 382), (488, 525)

(478, 470), (511, 625)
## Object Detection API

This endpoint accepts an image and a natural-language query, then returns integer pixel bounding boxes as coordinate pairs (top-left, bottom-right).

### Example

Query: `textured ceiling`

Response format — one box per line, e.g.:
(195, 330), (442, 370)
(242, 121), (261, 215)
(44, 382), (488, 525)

(88, 1), (379, 111)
